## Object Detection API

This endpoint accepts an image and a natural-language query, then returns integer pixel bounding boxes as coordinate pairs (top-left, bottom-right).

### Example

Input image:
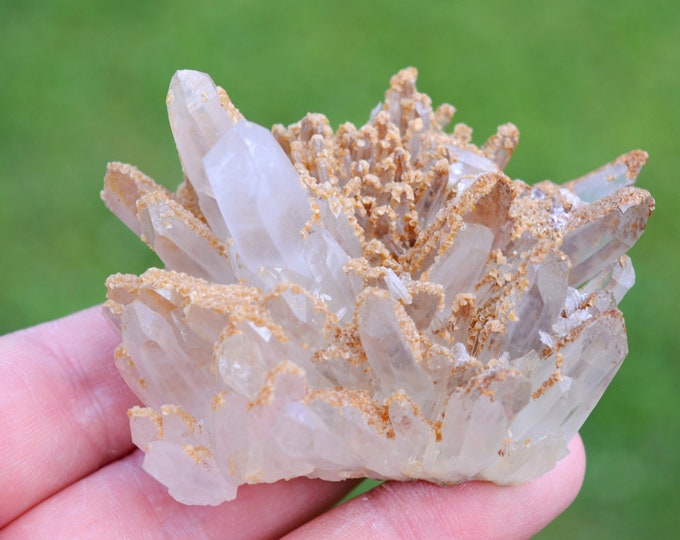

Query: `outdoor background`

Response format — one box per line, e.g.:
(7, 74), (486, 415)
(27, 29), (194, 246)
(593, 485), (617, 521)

(1, 0), (678, 537)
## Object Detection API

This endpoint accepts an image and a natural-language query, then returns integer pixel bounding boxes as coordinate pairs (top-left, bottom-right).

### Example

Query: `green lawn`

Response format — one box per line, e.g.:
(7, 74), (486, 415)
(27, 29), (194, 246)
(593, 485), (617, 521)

(1, 1), (678, 537)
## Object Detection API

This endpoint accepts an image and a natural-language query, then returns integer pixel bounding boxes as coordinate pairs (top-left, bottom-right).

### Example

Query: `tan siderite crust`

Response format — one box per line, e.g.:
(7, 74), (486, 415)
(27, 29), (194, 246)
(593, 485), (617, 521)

(102, 67), (653, 505)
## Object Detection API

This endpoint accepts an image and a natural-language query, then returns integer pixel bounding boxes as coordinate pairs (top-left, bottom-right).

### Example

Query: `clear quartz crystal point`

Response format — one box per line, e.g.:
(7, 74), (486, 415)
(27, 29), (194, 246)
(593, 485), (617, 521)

(204, 119), (313, 278)
(167, 70), (238, 240)
(102, 67), (654, 505)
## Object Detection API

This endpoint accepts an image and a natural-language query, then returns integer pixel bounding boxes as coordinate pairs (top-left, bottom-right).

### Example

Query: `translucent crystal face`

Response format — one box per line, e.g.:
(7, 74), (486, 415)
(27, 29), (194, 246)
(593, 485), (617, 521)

(102, 68), (653, 505)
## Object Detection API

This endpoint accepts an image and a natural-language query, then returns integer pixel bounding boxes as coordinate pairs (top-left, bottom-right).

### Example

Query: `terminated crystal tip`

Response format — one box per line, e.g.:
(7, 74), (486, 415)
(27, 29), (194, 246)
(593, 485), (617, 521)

(102, 67), (654, 505)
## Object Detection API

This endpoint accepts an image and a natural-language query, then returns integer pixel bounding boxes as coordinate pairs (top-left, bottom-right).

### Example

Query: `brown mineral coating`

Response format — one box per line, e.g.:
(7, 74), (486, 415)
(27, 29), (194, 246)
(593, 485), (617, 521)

(174, 179), (207, 223)
(127, 406), (163, 438)
(107, 269), (289, 344)
(136, 190), (229, 254)
(105, 67), (654, 458)
(103, 162), (196, 233)
(248, 361), (306, 409)
(273, 68), (508, 270)
(566, 186), (654, 234)
(104, 162), (161, 206)
(216, 86), (244, 124)
(102, 162), (167, 235)
(563, 149), (649, 191)
(305, 387), (397, 440)
(480, 123), (520, 169)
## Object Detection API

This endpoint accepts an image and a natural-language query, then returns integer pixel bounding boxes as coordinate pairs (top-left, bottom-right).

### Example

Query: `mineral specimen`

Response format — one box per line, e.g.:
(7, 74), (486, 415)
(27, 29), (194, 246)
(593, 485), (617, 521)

(102, 68), (653, 505)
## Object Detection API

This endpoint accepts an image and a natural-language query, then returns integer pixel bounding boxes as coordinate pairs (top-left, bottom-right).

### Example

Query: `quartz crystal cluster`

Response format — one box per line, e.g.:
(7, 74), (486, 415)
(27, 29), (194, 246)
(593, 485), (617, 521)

(102, 68), (653, 505)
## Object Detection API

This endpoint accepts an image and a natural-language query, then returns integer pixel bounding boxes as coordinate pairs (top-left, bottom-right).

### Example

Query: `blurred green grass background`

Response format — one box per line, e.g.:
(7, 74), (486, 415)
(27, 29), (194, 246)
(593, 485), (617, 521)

(1, 0), (677, 537)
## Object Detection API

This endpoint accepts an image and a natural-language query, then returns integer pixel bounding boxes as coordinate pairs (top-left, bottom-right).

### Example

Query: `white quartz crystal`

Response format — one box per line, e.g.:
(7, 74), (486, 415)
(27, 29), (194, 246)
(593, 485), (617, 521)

(102, 68), (654, 505)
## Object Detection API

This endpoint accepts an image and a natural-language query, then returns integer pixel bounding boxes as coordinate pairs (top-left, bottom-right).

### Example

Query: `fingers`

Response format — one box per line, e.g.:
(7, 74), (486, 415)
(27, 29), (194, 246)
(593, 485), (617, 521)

(2, 450), (360, 539)
(285, 435), (586, 540)
(0, 307), (138, 526)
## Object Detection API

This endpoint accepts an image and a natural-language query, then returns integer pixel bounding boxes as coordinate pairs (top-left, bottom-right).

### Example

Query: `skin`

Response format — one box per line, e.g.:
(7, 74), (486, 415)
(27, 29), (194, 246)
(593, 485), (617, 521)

(0, 306), (585, 539)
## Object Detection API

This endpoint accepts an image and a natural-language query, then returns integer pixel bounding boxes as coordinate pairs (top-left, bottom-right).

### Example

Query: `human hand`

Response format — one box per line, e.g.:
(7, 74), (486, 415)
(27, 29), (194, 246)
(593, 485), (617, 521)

(0, 307), (585, 539)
